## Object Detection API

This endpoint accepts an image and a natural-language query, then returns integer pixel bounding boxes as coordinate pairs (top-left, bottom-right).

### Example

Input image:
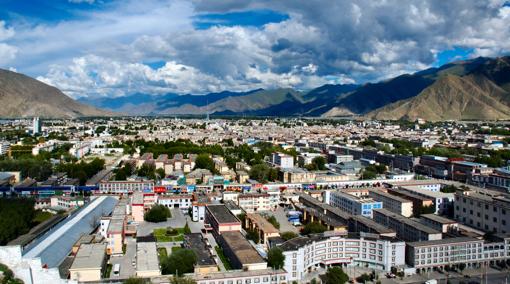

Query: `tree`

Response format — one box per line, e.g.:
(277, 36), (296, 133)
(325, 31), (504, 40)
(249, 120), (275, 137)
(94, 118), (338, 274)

(280, 231), (298, 241)
(183, 222), (191, 234)
(311, 156), (327, 170)
(458, 263), (466, 271)
(266, 216), (280, 229)
(0, 198), (36, 245)
(356, 273), (372, 283)
(194, 154), (216, 173)
(360, 169), (377, 180)
(324, 267), (349, 284)
(418, 204), (435, 216)
(161, 249), (197, 275)
(302, 222), (327, 235)
(124, 277), (150, 284)
(144, 205), (171, 223)
(246, 229), (260, 243)
(138, 163), (156, 180)
(267, 247), (285, 269)
(156, 168), (166, 180)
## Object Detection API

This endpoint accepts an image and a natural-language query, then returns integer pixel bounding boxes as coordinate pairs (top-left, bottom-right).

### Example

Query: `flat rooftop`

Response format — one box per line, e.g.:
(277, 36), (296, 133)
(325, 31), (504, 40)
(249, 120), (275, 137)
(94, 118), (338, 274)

(206, 204), (240, 224)
(136, 242), (160, 273)
(400, 186), (454, 199)
(70, 243), (106, 270)
(407, 237), (480, 247)
(246, 214), (279, 234)
(350, 215), (395, 234)
(420, 214), (457, 225)
(221, 231), (265, 265)
(184, 233), (216, 266)
(374, 208), (441, 235)
(368, 189), (412, 203)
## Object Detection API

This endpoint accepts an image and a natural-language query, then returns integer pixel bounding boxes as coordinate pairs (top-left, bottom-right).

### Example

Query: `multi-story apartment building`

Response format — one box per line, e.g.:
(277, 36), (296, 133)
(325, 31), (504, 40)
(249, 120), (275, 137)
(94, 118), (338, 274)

(368, 189), (413, 217)
(327, 190), (382, 218)
(454, 190), (510, 234)
(280, 168), (316, 183)
(99, 180), (154, 194)
(281, 232), (405, 282)
(373, 208), (442, 242)
(272, 152), (294, 168)
(237, 193), (271, 213)
(399, 185), (454, 215)
(406, 235), (510, 273)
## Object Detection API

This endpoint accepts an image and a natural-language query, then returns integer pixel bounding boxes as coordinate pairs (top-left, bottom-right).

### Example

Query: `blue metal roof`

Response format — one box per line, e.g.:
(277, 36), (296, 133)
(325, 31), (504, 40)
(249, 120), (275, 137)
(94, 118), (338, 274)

(22, 196), (118, 268)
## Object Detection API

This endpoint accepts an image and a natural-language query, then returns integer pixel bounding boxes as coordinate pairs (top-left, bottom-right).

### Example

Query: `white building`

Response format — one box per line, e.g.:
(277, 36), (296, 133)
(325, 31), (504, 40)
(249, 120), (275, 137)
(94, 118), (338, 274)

(281, 233), (405, 282)
(327, 190), (383, 218)
(237, 193), (271, 213)
(368, 189), (413, 217)
(99, 180), (154, 194)
(406, 235), (510, 273)
(33, 117), (41, 134)
(0, 141), (10, 155)
(272, 152), (294, 169)
(157, 195), (192, 209)
(69, 142), (92, 159)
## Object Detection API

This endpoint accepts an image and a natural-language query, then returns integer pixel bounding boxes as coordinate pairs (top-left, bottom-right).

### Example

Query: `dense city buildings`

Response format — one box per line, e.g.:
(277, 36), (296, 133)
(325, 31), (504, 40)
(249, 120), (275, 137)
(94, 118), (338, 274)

(1, 117), (510, 284)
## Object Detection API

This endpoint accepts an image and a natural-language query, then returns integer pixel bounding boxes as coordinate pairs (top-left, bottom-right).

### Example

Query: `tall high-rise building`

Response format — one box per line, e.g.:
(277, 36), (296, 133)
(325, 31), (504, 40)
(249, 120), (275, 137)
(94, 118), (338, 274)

(32, 117), (41, 134)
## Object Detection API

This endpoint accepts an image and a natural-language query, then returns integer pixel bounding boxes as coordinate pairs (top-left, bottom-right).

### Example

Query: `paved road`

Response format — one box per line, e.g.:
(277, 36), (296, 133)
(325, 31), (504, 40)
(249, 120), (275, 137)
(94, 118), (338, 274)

(137, 208), (187, 236)
(108, 237), (136, 280)
(266, 206), (299, 234)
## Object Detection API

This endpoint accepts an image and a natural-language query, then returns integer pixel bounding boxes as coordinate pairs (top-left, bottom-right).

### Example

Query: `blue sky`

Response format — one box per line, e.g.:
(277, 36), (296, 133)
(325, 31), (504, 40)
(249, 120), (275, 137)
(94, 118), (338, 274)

(0, 0), (509, 98)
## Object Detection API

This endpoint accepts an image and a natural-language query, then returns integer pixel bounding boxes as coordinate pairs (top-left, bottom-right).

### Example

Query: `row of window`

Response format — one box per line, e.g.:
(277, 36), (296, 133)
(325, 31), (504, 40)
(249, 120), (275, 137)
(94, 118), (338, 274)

(198, 275), (285, 284)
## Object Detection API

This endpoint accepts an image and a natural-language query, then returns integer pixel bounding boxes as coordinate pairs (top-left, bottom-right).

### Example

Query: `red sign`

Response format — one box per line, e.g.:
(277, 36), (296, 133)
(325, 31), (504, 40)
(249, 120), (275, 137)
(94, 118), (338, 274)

(154, 186), (167, 193)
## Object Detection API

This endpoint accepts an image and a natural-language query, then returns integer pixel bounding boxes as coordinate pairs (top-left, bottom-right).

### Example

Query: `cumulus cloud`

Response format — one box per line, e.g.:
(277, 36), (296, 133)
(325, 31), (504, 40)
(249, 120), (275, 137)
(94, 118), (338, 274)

(38, 54), (339, 98)
(5, 0), (510, 97)
(0, 21), (17, 65)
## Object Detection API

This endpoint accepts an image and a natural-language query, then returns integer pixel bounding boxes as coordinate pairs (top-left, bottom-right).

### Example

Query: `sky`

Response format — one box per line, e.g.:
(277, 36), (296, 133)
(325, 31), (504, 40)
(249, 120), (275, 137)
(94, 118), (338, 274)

(0, 0), (509, 98)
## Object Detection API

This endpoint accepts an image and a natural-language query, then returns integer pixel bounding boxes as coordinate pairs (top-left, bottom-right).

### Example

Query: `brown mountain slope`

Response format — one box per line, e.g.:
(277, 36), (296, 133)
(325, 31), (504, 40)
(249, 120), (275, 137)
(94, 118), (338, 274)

(0, 69), (113, 118)
(366, 74), (510, 121)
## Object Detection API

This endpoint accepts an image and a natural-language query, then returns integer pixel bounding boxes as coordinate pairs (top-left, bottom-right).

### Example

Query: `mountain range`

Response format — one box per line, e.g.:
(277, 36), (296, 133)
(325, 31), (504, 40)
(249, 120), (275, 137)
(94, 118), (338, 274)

(1, 56), (509, 120)
(0, 69), (112, 118)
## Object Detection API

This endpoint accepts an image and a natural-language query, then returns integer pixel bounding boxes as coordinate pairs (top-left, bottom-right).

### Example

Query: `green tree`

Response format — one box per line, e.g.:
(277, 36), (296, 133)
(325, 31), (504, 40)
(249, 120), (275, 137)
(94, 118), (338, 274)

(280, 231), (299, 241)
(124, 277), (150, 284)
(183, 222), (191, 234)
(194, 154), (216, 173)
(311, 156), (327, 170)
(161, 249), (197, 275)
(267, 247), (285, 269)
(144, 205), (171, 223)
(137, 163), (156, 180)
(0, 198), (36, 245)
(246, 229), (260, 243)
(266, 216), (280, 229)
(360, 169), (377, 180)
(156, 168), (166, 180)
(302, 222), (327, 235)
(324, 267), (349, 284)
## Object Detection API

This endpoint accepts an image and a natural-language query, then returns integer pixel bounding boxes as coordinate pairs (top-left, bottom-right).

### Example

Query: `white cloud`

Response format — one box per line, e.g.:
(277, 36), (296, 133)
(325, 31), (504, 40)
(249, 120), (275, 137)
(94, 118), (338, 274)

(4, 0), (510, 97)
